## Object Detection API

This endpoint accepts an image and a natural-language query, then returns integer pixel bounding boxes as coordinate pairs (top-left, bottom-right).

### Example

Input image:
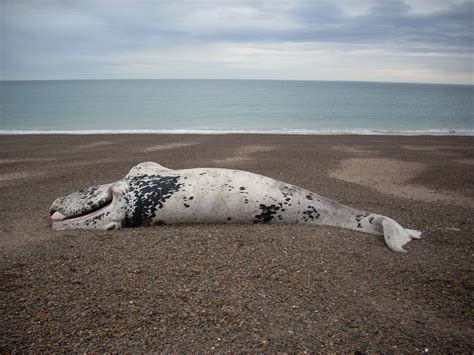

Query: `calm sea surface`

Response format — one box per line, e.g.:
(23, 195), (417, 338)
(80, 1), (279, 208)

(1, 79), (472, 134)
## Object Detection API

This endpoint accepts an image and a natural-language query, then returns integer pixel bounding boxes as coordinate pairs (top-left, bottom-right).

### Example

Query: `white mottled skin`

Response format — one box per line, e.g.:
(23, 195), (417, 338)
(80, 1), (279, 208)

(50, 162), (422, 253)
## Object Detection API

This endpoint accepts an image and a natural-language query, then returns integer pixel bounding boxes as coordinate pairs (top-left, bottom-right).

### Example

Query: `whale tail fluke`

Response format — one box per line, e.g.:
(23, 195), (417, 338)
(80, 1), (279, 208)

(406, 228), (423, 240)
(313, 200), (423, 253)
(379, 216), (422, 253)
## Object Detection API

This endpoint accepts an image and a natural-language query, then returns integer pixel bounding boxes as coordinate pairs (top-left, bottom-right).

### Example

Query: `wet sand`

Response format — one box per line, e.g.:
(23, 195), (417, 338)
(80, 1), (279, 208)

(0, 134), (473, 352)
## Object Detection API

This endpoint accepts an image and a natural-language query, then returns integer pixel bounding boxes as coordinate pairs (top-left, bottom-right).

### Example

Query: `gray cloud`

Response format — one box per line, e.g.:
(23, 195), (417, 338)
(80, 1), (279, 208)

(1, 0), (473, 83)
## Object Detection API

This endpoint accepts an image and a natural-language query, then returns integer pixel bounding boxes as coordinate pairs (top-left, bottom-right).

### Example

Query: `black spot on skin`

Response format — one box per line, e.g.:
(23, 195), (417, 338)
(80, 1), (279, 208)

(184, 203), (190, 208)
(306, 194), (313, 200)
(189, 196), (194, 200)
(199, 172), (206, 175)
(239, 187), (246, 191)
(78, 186), (99, 198)
(227, 217), (232, 221)
(66, 185), (110, 217)
(304, 206), (320, 220)
(253, 204), (280, 224)
(91, 214), (105, 222)
(280, 189), (294, 201)
(355, 213), (369, 228)
(124, 174), (183, 227)
(368, 216), (374, 224)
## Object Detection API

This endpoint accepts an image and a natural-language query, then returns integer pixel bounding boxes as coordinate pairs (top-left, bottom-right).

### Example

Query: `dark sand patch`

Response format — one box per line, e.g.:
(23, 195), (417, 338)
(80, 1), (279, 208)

(239, 144), (276, 154)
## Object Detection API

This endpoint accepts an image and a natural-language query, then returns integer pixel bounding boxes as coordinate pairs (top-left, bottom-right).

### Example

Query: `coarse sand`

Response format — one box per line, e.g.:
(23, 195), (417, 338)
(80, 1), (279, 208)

(0, 134), (473, 352)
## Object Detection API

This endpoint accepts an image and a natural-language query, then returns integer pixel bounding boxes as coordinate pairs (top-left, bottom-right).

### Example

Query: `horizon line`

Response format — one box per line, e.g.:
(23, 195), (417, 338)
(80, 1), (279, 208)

(1, 78), (473, 87)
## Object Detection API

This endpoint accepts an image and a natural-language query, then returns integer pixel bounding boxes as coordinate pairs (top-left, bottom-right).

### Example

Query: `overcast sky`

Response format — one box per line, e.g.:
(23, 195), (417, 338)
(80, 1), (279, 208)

(1, 0), (473, 84)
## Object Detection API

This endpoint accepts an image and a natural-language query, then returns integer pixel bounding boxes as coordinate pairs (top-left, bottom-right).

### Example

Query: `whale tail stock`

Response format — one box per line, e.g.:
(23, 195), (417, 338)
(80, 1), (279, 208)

(313, 197), (422, 253)
(350, 212), (422, 253)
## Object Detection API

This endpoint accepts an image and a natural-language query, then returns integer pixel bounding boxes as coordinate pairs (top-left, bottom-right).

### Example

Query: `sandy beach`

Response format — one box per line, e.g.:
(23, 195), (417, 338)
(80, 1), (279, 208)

(0, 134), (473, 352)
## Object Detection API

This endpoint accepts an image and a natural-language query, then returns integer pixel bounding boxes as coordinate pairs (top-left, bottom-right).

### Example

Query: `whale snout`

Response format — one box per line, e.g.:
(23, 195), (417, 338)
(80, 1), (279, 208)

(50, 211), (66, 223)
(49, 197), (64, 216)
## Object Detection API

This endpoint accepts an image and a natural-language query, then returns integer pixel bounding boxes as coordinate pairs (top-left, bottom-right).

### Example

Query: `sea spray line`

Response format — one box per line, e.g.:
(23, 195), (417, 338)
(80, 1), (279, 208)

(1, 129), (473, 136)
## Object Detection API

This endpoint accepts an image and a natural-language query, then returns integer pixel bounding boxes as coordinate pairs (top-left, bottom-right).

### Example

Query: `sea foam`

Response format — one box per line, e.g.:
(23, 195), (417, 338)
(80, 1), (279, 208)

(1, 129), (473, 136)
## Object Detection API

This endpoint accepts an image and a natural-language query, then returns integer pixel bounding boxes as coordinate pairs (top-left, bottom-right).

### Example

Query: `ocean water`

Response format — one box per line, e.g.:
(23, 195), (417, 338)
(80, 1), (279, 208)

(0, 79), (473, 135)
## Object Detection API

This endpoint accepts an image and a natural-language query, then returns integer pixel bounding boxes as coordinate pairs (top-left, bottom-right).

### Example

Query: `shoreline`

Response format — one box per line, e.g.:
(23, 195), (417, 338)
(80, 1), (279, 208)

(1, 129), (474, 136)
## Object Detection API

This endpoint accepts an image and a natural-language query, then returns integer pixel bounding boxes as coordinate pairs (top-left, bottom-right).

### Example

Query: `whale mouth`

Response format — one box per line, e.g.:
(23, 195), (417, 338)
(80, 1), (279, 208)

(50, 192), (113, 225)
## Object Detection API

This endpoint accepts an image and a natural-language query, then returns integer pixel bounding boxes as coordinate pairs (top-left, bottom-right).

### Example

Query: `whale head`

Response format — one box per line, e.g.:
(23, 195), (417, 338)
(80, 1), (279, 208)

(49, 162), (177, 230)
(50, 180), (129, 230)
